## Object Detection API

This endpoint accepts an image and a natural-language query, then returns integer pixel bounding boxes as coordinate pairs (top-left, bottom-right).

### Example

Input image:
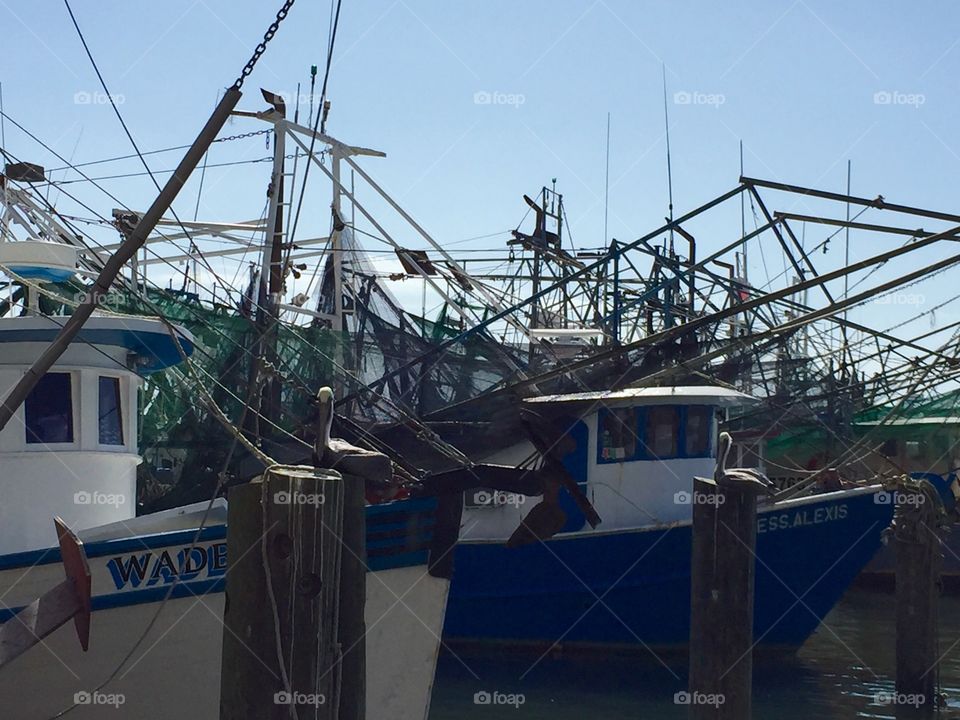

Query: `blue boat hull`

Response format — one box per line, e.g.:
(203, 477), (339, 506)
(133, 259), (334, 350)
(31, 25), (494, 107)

(443, 489), (892, 649)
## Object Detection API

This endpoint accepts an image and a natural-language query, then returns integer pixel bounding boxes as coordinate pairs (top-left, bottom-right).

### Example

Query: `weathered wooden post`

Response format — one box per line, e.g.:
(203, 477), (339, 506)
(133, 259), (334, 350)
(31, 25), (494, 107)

(219, 465), (344, 720)
(337, 472), (367, 720)
(308, 384), (390, 720)
(688, 433), (769, 719)
(221, 385), (377, 720)
(892, 477), (945, 718)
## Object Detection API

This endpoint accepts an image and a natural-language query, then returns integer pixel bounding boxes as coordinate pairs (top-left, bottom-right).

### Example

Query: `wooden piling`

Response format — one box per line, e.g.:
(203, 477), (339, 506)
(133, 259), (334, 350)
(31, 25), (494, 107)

(337, 473), (366, 720)
(219, 465), (347, 720)
(688, 475), (761, 719)
(893, 478), (944, 717)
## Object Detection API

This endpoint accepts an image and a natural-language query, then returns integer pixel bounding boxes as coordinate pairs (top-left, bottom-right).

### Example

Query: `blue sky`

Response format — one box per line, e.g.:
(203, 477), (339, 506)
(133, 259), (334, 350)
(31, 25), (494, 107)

(2, 0), (958, 341)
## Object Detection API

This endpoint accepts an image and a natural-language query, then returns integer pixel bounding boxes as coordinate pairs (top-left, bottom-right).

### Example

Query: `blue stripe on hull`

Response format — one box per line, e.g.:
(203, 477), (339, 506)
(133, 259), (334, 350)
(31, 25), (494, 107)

(0, 496), (439, 623)
(443, 490), (891, 649)
(0, 496), (438, 571)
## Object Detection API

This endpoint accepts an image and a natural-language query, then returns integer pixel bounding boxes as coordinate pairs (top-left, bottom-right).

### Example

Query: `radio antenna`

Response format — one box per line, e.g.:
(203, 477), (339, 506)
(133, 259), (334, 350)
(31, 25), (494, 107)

(662, 65), (675, 252)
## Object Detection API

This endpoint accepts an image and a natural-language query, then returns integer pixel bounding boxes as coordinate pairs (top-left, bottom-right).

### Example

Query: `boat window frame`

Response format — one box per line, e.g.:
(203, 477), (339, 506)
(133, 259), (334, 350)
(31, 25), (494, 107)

(97, 374), (125, 447)
(597, 406), (641, 463)
(24, 371), (76, 447)
(683, 405), (714, 459)
(642, 405), (681, 460)
(596, 403), (715, 464)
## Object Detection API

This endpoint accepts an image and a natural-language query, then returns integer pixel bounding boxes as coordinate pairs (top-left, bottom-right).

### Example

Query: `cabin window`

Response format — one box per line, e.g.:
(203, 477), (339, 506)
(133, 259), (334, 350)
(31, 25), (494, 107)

(598, 408), (638, 461)
(684, 406), (712, 457)
(98, 376), (124, 446)
(645, 406), (679, 459)
(25, 372), (74, 444)
(596, 404), (717, 463)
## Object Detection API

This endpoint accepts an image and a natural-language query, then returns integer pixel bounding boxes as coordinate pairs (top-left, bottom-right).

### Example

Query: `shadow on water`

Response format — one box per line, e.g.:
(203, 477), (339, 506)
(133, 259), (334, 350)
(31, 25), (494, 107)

(429, 589), (960, 719)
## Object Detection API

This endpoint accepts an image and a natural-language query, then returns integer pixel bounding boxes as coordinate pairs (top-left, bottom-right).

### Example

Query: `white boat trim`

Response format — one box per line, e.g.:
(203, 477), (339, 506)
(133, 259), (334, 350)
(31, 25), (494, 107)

(524, 384), (758, 408)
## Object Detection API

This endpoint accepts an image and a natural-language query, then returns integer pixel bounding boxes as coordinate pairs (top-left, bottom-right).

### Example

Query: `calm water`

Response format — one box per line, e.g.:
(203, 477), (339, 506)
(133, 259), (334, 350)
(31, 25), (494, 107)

(429, 588), (960, 718)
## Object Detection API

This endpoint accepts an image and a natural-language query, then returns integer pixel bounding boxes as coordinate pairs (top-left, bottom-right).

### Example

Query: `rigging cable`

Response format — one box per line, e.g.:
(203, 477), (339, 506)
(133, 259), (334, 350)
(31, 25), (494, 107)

(43, 128), (272, 174)
(46, 1), (299, 716)
(282, 0), (343, 299)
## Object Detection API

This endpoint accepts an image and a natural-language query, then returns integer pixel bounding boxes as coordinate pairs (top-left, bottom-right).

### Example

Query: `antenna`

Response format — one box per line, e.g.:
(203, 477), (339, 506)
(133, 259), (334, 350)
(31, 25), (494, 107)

(844, 159), (851, 321)
(604, 112), (611, 246)
(739, 140), (746, 281)
(308, 64), (317, 128)
(662, 65), (674, 252)
(0, 82), (6, 152)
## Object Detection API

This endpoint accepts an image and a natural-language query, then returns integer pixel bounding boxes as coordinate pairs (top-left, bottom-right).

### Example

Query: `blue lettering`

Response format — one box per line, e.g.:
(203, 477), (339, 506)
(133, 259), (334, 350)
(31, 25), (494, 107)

(208, 543), (227, 577)
(176, 547), (208, 582)
(106, 553), (151, 590)
(147, 550), (178, 586)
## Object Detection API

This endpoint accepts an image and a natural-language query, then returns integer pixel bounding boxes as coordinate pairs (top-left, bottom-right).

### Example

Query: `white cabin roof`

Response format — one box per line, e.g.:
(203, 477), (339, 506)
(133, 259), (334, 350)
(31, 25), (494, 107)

(0, 315), (195, 373)
(855, 416), (960, 427)
(523, 385), (758, 408)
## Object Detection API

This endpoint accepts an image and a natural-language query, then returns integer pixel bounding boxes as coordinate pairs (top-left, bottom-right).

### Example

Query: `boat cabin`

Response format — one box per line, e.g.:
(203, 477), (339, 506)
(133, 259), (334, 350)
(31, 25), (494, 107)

(0, 315), (194, 555)
(464, 385), (757, 540)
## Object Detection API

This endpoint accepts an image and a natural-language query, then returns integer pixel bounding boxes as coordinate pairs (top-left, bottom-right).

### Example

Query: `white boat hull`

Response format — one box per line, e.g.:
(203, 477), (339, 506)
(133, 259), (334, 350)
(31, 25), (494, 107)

(0, 504), (450, 720)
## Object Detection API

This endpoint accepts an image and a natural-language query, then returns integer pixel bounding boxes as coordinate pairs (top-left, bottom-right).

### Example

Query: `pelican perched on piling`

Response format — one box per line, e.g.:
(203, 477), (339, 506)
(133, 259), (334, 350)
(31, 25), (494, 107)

(714, 431), (773, 494)
(311, 386), (397, 497)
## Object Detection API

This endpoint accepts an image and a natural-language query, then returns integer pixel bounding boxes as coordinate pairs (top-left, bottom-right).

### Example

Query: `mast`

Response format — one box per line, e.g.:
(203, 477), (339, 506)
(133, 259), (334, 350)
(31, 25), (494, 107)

(331, 147), (347, 399)
(527, 188), (544, 365)
(255, 90), (287, 436)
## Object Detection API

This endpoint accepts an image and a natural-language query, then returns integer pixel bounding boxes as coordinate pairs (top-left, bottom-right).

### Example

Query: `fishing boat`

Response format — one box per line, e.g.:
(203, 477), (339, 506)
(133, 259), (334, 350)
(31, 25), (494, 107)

(0, 250), (454, 719)
(443, 385), (895, 650)
(1, 15), (952, 702)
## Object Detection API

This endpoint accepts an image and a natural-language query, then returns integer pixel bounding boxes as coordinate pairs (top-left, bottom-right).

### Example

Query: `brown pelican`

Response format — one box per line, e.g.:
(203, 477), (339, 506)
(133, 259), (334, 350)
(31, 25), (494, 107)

(312, 386), (397, 497)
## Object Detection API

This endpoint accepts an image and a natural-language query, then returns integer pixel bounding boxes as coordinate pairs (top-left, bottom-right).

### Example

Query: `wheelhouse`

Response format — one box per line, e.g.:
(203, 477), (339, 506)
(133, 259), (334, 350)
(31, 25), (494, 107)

(463, 386), (758, 540)
(0, 315), (194, 554)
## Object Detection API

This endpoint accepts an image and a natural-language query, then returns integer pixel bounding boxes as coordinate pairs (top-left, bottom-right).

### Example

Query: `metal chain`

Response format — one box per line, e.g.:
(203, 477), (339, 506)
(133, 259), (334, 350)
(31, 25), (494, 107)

(232, 0), (296, 90)
(212, 129), (272, 144)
